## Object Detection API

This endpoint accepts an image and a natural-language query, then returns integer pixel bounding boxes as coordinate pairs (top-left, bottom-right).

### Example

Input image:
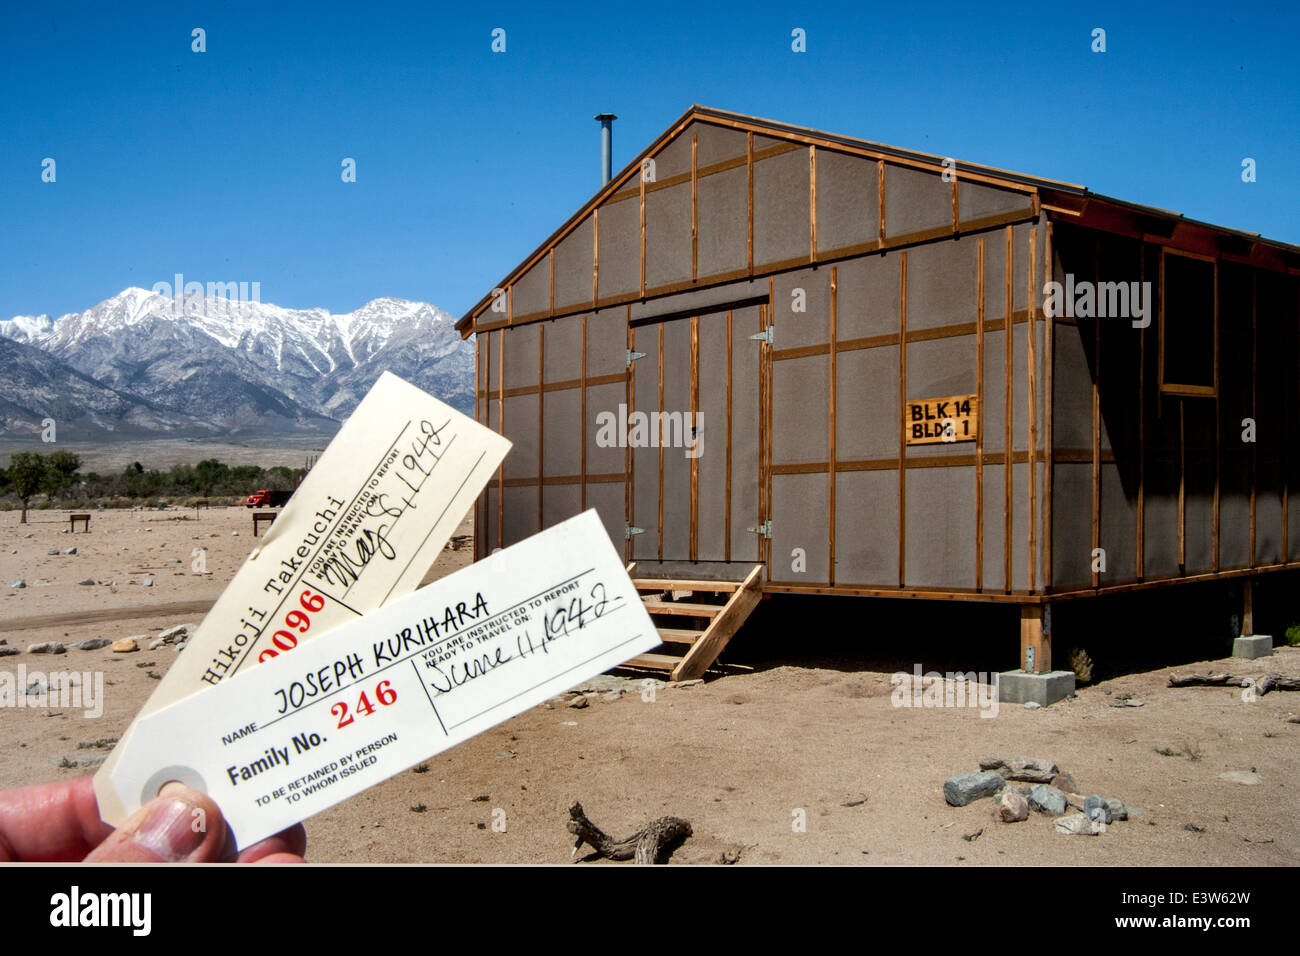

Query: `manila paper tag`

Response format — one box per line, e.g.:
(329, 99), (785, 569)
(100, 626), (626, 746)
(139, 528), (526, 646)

(95, 371), (511, 825)
(103, 509), (661, 850)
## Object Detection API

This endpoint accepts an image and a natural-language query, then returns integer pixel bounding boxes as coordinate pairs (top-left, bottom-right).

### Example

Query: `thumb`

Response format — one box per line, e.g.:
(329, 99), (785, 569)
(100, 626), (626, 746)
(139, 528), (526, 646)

(85, 784), (228, 863)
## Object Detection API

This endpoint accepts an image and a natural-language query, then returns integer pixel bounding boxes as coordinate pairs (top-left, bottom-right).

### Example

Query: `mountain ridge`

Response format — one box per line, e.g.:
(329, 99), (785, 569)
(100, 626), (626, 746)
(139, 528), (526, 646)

(1, 288), (474, 440)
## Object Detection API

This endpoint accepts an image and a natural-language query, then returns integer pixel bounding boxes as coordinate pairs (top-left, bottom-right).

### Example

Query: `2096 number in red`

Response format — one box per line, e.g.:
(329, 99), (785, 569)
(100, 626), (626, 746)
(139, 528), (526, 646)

(259, 589), (326, 664)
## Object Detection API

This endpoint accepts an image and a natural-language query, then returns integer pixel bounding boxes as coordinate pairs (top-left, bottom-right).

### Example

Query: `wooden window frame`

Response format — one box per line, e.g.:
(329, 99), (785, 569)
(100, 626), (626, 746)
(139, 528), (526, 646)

(1158, 247), (1218, 398)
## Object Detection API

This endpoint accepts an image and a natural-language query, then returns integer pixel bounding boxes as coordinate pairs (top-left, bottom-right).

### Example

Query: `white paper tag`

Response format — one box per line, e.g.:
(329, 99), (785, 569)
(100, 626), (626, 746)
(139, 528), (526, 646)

(95, 371), (511, 825)
(102, 509), (660, 850)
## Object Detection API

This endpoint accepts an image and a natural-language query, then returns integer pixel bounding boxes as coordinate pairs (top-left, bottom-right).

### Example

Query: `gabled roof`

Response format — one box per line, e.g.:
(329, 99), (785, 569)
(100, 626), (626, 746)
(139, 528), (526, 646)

(457, 105), (1300, 334)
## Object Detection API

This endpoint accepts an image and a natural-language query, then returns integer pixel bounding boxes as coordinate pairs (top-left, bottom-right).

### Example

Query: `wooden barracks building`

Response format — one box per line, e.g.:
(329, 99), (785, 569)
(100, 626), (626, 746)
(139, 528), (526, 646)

(456, 106), (1300, 685)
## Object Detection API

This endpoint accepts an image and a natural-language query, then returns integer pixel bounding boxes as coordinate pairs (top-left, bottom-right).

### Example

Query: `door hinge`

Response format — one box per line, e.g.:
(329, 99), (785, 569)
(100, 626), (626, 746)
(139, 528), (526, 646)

(745, 519), (772, 539)
(625, 524), (645, 540)
(626, 349), (647, 368)
(748, 326), (774, 346)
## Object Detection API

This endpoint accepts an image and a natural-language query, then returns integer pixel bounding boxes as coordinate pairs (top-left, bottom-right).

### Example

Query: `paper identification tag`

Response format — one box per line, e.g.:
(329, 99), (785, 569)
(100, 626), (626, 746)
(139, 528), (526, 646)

(95, 371), (511, 825)
(103, 509), (660, 850)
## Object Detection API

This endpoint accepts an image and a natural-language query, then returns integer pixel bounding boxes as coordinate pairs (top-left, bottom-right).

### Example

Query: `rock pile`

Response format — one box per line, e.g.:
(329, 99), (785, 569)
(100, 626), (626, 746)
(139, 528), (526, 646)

(944, 755), (1137, 836)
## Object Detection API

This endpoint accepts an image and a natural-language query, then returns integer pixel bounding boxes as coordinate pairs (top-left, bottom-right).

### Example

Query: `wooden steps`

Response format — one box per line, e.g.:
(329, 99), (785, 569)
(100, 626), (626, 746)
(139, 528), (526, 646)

(640, 600), (723, 617)
(617, 564), (763, 681)
(631, 578), (739, 593)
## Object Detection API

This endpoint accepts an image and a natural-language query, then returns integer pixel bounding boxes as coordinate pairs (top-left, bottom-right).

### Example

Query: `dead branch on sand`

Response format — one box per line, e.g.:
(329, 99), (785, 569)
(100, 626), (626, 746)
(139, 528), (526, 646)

(1168, 672), (1300, 695)
(567, 802), (692, 864)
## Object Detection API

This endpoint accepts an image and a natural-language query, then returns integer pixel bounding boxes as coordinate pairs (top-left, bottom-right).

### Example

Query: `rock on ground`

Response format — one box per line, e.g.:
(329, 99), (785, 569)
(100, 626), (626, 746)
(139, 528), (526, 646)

(994, 788), (1029, 823)
(70, 639), (111, 650)
(1050, 772), (1078, 793)
(1028, 784), (1068, 816)
(157, 624), (191, 643)
(28, 642), (67, 654)
(1055, 812), (1102, 835)
(110, 638), (139, 653)
(943, 770), (1005, 807)
(1083, 794), (1113, 824)
(979, 756), (1058, 782)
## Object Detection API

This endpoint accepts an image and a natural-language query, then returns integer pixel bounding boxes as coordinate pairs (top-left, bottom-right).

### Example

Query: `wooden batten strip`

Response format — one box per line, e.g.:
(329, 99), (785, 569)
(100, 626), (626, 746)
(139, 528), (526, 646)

(1250, 272), (1257, 565)
(625, 307), (634, 561)
(548, 250), (554, 313)
(1042, 223), (1054, 592)
(691, 133), (699, 282)
(640, 171), (647, 298)
(878, 161), (887, 241)
(778, 452), (1043, 475)
(690, 314), (699, 560)
(580, 315), (588, 511)
(657, 322), (665, 561)
(1178, 399), (1186, 567)
(773, 343), (830, 360)
(1091, 246), (1102, 588)
(838, 333), (901, 353)
(592, 207), (599, 306)
(497, 328), (504, 550)
(725, 310), (733, 562)
(1212, 261), (1221, 570)
(1137, 245), (1146, 580)
(502, 473), (625, 488)
(746, 132), (754, 275)
(951, 176), (960, 234)
(477, 372), (625, 400)
(898, 251), (908, 587)
(759, 290), (769, 574)
(538, 323), (545, 532)
(1028, 227), (1038, 592)
(809, 145), (818, 263)
(1286, 283), (1297, 561)
(976, 237), (985, 590)
(1004, 226), (1013, 592)
(829, 265), (837, 585)
(476, 326), (485, 559)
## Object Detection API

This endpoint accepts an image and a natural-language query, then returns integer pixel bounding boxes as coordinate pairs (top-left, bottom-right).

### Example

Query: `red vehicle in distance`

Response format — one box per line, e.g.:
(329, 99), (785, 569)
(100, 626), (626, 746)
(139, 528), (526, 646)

(244, 489), (293, 508)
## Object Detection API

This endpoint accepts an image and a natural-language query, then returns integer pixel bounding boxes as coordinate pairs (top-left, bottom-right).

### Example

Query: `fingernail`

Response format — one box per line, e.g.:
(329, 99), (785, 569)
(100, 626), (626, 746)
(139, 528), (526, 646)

(134, 797), (205, 861)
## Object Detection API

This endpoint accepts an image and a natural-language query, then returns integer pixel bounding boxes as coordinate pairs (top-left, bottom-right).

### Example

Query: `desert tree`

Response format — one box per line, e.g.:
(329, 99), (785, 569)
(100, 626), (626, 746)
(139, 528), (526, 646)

(9, 452), (47, 524)
(43, 450), (82, 500)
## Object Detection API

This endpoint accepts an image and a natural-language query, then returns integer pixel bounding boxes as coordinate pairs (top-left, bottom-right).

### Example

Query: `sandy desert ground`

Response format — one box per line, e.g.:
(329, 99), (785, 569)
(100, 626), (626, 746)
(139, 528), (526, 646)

(1, 507), (1296, 865)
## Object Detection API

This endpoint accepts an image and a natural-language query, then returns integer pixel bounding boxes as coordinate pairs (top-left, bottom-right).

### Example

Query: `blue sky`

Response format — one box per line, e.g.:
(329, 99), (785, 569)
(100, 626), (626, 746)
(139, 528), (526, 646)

(2, 0), (1296, 321)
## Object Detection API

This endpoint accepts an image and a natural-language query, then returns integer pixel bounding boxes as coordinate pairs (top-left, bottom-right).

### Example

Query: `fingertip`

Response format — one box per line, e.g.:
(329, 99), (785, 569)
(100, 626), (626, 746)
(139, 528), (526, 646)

(86, 785), (227, 863)
(235, 823), (307, 863)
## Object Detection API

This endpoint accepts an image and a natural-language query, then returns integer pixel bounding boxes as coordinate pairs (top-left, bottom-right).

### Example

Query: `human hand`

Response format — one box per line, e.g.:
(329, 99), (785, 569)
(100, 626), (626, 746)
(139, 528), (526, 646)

(0, 775), (305, 863)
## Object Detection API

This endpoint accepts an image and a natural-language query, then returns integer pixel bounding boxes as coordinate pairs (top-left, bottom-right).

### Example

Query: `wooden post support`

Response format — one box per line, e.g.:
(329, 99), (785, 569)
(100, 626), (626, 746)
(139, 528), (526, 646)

(1242, 578), (1254, 636)
(1020, 604), (1050, 673)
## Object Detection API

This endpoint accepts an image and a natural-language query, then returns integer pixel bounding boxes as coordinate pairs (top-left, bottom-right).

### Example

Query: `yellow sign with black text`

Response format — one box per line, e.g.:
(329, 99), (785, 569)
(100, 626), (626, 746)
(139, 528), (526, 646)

(904, 394), (977, 445)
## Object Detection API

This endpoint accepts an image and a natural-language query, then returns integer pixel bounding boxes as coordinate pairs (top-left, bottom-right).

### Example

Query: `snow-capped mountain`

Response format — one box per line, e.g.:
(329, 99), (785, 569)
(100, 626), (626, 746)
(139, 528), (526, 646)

(0, 336), (210, 439)
(0, 288), (474, 438)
